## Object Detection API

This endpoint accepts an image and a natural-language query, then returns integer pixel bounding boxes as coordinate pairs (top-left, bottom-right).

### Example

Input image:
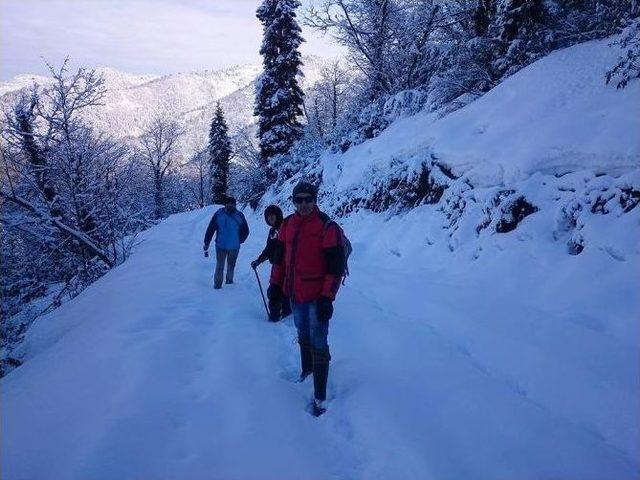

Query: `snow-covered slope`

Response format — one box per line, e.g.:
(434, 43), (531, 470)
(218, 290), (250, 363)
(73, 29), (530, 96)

(2, 206), (638, 479)
(287, 36), (640, 261)
(322, 37), (639, 191)
(0, 73), (53, 96)
(2, 35), (638, 480)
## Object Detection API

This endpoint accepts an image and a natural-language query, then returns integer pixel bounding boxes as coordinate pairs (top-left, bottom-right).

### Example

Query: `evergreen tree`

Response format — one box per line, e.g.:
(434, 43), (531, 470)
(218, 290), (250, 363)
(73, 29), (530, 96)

(606, 16), (640, 89)
(208, 103), (232, 203)
(255, 0), (305, 177)
(494, 0), (548, 77)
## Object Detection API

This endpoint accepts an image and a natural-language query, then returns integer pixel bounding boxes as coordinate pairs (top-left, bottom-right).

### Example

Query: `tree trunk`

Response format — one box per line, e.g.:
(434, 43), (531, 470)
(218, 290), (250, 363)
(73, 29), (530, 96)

(154, 174), (164, 219)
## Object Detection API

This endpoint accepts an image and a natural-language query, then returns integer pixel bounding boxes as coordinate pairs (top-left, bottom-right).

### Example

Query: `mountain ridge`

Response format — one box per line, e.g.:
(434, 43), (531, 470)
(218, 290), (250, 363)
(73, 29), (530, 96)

(0, 56), (332, 159)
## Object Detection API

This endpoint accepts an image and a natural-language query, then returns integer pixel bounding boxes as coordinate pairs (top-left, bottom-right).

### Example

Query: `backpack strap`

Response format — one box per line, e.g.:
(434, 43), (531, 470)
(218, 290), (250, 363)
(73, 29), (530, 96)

(318, 211), (340, 236)
(272, 214), (294, 266)
(318, 211), (331, 225)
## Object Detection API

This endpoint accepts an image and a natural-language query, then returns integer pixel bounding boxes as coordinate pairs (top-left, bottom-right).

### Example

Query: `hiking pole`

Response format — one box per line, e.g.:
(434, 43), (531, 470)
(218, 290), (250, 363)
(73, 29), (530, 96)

(253, 266), (270, 320)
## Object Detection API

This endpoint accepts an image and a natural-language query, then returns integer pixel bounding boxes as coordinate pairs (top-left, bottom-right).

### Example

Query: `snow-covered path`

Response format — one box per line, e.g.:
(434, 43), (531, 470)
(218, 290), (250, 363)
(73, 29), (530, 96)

(3, 207), (639, 480)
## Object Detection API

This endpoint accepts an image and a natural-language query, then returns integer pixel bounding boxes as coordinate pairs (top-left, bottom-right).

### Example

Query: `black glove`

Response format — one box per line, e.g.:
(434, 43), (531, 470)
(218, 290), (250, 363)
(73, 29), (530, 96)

(267, 284), (283, 303)
(317, 296), (334, 322)
(251, 260), (259, 270)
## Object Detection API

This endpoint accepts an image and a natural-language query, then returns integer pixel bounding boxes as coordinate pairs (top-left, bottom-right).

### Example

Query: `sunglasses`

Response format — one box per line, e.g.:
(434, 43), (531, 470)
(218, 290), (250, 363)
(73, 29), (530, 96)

(293, 195), (315, 204)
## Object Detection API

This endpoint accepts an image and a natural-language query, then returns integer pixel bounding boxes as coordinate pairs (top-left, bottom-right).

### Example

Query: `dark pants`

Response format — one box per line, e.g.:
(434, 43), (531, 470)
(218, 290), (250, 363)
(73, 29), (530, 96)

(215, 248), (239, 287)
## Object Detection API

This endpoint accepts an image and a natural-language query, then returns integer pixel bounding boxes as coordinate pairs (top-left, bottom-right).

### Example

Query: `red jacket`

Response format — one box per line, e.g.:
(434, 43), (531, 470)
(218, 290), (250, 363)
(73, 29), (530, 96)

(270, 206), (343, 303)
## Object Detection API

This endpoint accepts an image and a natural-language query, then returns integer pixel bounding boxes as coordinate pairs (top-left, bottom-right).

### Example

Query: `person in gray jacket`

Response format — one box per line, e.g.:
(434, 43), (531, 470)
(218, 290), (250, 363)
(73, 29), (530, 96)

(203, 196), (249, 289)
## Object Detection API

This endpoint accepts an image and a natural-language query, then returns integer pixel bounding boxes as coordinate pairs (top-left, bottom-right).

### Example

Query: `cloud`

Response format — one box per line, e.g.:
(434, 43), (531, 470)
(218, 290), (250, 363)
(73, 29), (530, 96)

(0, 0), (342, 79)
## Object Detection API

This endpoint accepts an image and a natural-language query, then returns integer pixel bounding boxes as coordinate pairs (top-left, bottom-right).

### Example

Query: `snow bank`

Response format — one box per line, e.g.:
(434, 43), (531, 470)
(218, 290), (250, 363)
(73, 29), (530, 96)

(322, 37), (640, 189)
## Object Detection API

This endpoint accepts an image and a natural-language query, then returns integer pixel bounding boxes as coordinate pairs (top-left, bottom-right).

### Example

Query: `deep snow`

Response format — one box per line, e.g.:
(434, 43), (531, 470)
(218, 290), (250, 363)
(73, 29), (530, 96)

(2, 205), (638, 480)
(3, 34), (640, 480)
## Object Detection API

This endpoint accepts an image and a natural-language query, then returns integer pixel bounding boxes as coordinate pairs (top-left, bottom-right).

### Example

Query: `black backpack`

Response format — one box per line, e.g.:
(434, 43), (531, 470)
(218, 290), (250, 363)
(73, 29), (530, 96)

(319, 213), (352, 284)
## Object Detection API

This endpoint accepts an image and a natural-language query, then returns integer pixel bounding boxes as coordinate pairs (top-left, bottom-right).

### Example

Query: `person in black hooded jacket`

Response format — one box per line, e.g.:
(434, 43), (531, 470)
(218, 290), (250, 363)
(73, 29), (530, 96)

(251, 205), (291, 321)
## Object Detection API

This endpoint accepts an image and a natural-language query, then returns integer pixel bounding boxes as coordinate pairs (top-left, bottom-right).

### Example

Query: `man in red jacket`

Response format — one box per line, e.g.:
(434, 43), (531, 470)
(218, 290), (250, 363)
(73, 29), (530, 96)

(268, 181), (344, 416)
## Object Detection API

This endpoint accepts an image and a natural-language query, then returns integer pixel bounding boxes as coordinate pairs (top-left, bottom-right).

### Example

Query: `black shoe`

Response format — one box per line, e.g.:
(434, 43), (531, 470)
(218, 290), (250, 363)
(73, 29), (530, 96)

(311, 399), (326, 417)
(298, 370), (312, 382)
(214, 284), (222, 290)
(225, 279), (233, 285)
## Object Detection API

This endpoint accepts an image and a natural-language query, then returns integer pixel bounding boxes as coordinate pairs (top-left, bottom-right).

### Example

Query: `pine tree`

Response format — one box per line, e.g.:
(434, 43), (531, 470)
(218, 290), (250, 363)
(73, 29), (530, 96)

(255, 0), (305, 177)
(208, 103), (232, 203)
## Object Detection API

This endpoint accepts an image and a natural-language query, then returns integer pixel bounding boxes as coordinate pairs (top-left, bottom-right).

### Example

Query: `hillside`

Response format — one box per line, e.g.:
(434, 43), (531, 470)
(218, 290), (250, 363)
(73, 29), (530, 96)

(265, 38), (640, 261)
(319, 38), (639, 194)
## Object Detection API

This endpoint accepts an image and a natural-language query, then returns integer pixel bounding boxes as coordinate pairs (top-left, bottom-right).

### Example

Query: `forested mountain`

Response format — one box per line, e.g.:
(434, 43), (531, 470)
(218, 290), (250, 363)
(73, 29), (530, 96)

(0, 57), (330, 159)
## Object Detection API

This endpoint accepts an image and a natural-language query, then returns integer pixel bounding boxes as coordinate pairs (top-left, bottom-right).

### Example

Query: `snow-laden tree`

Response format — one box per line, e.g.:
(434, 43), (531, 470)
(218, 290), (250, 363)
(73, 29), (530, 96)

(183, 149), (210, 208)
(303, 0), (635, 138)
(208, 103), (232, 203)
(303, 60), (356, 144)
(547, 0), (635, 49)
(229, 126), (266, 208)
(492, 0), (549, 78)
(306, 0), (396, 100)
(1, 61), (117, 268)
(255, 0), (305, 176)
(606, 14), (640, 89)
(137, 114), (185, 219)
(304, 0), (446, 146)
(1, 61), (149, 348)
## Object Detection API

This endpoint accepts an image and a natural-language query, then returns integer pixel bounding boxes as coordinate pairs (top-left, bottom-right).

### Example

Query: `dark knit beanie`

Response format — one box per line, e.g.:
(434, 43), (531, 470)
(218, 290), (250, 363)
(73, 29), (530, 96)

(292, 181), (318, 199)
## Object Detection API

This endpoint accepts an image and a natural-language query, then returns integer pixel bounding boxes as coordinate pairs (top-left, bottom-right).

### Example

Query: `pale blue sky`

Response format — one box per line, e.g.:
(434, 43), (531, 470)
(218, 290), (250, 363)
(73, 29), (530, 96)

(0, 0), (341, 80)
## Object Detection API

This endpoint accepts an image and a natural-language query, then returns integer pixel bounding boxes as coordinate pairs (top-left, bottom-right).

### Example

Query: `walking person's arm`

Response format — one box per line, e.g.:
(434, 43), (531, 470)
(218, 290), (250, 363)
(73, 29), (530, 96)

(252, 241), (271, 269)
(203, 212), (218, 255)
(318, 224), (344, 320)
(253, 227), (278, 269)
(239, 213), (250, 244)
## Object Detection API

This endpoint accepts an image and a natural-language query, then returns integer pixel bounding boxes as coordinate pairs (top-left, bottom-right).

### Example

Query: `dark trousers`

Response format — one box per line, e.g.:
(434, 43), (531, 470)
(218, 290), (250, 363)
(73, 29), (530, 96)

(215, 248), (239, 287)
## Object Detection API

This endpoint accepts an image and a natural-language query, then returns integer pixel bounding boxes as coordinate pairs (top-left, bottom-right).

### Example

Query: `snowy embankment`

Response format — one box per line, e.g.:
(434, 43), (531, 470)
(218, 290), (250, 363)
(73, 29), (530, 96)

(322, 37), (639, 190)
(2, 205), (639, 479)
(302, 37), (640, 261)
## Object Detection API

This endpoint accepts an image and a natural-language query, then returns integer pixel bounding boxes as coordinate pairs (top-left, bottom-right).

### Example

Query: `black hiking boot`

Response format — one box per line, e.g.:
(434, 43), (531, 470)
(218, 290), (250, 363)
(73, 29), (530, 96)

(311, 399), (327, 417)
(298, 337), (313, 382)
(311, 346), (330, 415)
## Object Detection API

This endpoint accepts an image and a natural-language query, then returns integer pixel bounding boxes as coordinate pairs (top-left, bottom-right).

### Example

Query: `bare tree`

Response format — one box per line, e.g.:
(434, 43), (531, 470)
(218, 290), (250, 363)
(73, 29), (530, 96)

(137, 115), (185, 219)
(1, 60), (114, 266)
(1, 60), (150, 340)
(304, 60), (355, 142)
(306, 0), (396, 99)
(183, 149), (210, 208)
